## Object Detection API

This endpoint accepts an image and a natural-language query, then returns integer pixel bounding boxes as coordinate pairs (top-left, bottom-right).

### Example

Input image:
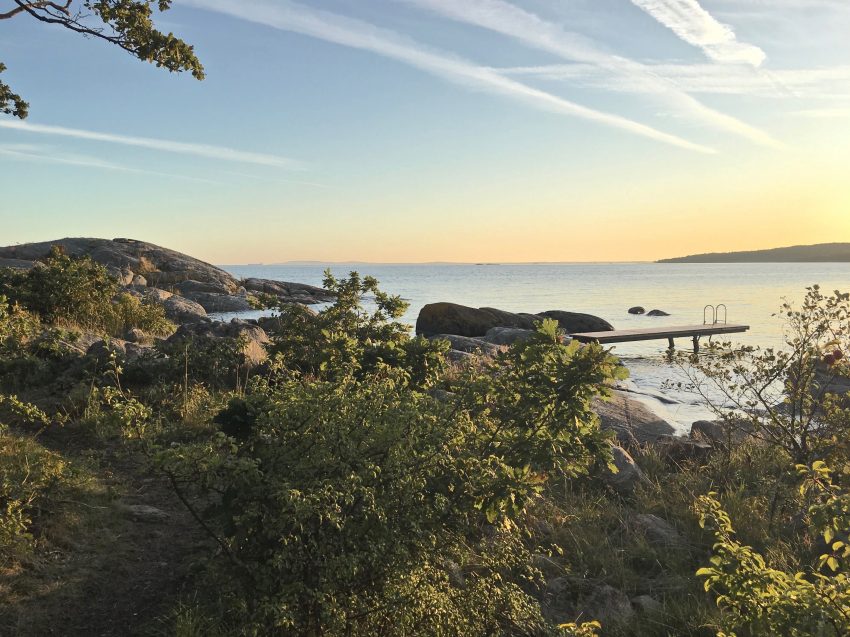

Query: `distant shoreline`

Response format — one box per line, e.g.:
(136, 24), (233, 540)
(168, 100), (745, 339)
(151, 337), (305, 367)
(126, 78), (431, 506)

(658, 242), (850, 263)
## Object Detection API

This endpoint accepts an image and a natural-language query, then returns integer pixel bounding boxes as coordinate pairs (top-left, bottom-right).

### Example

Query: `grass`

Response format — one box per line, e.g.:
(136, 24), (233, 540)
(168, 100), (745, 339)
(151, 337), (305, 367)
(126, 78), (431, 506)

(0, 424), (207, 636)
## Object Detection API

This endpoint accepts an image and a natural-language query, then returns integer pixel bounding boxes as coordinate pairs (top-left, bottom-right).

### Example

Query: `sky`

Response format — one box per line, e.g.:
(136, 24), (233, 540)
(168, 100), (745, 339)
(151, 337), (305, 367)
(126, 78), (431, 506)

(1, 0), (849, 263)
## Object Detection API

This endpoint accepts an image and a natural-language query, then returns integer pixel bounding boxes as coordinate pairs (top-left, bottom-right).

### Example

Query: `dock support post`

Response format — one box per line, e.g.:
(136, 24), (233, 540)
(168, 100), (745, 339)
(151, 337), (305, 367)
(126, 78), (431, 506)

(693, 336), (700, 353)
(668, 337), (675, 351)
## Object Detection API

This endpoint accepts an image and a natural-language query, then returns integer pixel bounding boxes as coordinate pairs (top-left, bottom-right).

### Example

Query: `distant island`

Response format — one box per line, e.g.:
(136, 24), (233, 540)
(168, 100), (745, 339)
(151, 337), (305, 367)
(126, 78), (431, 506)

(659, 242), (850, 263)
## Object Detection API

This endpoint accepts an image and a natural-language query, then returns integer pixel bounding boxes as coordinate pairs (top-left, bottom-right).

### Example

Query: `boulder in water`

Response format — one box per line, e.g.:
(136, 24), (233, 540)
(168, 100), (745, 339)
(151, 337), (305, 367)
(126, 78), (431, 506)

(415, 303), (612, 337)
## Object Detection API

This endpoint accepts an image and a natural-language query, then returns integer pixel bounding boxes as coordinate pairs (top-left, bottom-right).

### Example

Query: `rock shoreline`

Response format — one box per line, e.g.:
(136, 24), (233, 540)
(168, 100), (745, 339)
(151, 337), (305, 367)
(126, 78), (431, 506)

(0, 237), (335, 322)
(1, 238), (717, 451)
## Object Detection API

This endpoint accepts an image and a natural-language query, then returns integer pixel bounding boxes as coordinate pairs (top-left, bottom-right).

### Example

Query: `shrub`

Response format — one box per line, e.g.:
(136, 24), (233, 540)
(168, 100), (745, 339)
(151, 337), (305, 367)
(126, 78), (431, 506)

(681, 286), (850, 465)
(0, 249), (174, 338)
(695, 463), (850, 636)
(260, 270), (448, 386)
(0, 424), (66, 565)
(0, 247), (117, 328)
(158, 315), (622, 633)
(103, 292), (174, 337)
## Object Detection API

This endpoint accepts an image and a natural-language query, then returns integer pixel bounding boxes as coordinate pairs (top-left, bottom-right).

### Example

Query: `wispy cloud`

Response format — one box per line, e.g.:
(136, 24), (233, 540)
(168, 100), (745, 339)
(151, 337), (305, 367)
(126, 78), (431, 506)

(401, 0), (780, 148)
(502, 63), (850, 100)
(0, 143), (216, 182)
(181, 0), (715, 154)
(629, 0), (767, 66)
(0, 119), (304, 169)
(793, 108), (850, 119)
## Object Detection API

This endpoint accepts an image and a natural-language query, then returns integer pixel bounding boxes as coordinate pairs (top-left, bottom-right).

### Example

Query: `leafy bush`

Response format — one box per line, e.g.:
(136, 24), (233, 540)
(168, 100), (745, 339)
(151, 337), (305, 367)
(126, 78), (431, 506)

(0, 424), (66, 565)
(695, 463), (850, 636)
(260, 270), (448, 386)
(158, 275), (624, 634)
(0, 249), (174, 338)
(0, 247), (117, 328)
(681, 285), (850, 465)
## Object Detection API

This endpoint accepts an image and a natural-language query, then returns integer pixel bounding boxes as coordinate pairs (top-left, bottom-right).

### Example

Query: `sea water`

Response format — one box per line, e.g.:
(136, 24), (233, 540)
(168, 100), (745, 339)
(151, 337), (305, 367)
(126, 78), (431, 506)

(218, 262), (850, 433)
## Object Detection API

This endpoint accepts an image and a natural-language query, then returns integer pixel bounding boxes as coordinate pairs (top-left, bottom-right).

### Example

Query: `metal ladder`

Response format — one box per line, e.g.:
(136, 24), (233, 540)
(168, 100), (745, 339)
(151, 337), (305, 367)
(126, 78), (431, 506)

(703, 304), (728, 325)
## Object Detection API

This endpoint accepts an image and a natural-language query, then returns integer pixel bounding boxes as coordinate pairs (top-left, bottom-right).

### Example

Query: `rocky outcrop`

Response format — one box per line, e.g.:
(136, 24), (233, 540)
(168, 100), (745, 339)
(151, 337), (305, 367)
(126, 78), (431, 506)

(0, 238), (335, 319)
(167, 319), (270, 366)
(647, 309), (670, 317)
(536, 310), (614, 333)
(628, 306), (646, 315)
(86, 338), (152, 363)
(415, 302), (613, 338)
(182, 292), (253, 313)
(162, 296), (208, 324)
(0, 257), (35, 270)
(242, 278), (335, 304)
(416, 303), (536, 337)
(656, 435), (713, 464)
(690, 419), (753, 447)
(0, 237), (238, 292)
(594, 391), (676, 444)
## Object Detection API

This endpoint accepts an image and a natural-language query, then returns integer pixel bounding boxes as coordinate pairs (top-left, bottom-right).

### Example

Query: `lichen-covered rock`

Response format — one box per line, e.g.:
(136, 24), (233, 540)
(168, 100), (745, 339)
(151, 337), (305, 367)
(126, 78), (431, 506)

(634, 513), (684, 548)
(594, 391), (675, 444)
(162, 296), (208, 324)
(167, 319), (270, 366)
(415, 303), (612, 338)
(602, 445), (649, 496)
(429, 334), (504, 357)
(483, 327), (537, 346)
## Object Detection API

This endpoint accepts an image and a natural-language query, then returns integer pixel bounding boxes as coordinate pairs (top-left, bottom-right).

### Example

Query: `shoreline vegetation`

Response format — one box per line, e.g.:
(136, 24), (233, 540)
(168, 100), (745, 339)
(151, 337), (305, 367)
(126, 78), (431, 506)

(658, 242), (850, 263)
(2, 239), (850, 635)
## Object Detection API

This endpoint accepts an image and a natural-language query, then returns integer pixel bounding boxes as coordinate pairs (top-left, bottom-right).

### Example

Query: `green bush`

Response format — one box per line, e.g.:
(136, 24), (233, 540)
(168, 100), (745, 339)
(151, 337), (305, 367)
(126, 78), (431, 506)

(682, 285), (850, 465)
(0, 423), (66, 565)
(157, 274), (624, 634)
(260, 270), (448, 386)
(0, 248), (174, 338)
(695, 463), (850, 637)
(103, 292), (174, 337)
(0, 247), (117, 328)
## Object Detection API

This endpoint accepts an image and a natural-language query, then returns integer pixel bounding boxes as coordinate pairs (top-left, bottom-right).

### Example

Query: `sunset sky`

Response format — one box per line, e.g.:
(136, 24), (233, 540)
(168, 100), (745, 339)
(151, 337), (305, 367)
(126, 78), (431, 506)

(2, 0), (849, 263)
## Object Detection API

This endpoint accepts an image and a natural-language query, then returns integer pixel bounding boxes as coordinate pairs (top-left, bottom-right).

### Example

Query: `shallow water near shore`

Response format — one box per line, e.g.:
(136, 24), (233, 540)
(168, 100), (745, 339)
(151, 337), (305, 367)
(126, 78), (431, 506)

(218, 262), (850, 434)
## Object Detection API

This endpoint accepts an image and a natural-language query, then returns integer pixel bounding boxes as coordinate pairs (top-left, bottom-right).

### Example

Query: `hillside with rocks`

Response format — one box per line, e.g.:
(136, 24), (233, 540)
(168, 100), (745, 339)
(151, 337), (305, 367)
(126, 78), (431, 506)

(0, 237), (334, 320)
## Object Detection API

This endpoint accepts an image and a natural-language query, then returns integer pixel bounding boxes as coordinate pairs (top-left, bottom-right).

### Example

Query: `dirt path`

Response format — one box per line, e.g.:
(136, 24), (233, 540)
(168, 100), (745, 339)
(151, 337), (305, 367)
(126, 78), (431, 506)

(0, 441), (209, 636)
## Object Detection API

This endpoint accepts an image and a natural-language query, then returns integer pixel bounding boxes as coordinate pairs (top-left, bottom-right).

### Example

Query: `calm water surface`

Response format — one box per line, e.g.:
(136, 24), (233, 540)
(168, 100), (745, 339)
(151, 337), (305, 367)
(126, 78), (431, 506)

(219, 263), (850, 432)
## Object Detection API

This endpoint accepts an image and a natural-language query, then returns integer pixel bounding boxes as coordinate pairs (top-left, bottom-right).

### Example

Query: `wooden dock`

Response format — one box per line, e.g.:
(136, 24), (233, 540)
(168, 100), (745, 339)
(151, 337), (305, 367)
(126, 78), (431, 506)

(571, 323), (750, 352)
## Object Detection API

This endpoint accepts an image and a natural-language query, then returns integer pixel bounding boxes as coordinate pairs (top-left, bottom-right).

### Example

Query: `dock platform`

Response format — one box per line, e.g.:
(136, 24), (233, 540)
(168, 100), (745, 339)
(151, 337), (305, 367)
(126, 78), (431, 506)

(571, 323), (750, 352)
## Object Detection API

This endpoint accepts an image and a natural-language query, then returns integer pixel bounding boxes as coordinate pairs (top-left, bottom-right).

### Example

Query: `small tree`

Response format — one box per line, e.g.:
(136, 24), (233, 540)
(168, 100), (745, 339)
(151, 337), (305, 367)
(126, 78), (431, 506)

(0, 247), (117, 327)
(680, 286), (850, 465)
(0, 0), (204, 118)
(260, 270), (448, 387)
